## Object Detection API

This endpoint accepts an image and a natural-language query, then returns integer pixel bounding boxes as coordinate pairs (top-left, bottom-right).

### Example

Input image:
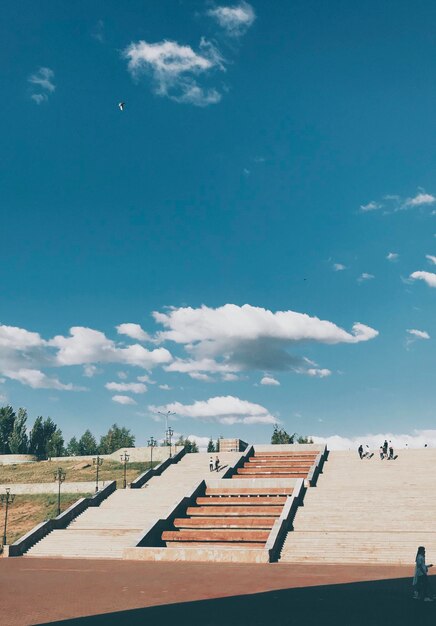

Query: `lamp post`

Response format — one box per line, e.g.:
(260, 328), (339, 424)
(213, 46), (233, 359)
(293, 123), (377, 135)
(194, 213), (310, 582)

(158, 410), (175, 446)
(54, 468), (66, 516)
(93, 456), (104, 493)
(120, 450), (130, 489)
(1, 488), (15, 547)
(147, 436), (157, 469)
(166, 426), (174, 458)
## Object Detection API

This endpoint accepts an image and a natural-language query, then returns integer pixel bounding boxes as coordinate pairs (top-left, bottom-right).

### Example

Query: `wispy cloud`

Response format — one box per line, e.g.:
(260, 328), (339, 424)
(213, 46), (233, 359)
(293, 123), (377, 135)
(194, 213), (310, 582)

(425, 254), (436, 265)
(404, 193), (436, 208)
(92, 19), (105, 43)
(105, 381), (147, 393)
(386, 252), (399, 262)
(360, 201), (382, 212)
(360, 191), (435, 214)
(112, 394), (136, 405)
(407, 329), (430, 340)
(357, 272), (375, 283)
(333, 263), (346, 271)
(4, 368), (84, 391)
(28, 67), (55, 104)
(207, 2), (256, 37)
(123, 38), (225, 106)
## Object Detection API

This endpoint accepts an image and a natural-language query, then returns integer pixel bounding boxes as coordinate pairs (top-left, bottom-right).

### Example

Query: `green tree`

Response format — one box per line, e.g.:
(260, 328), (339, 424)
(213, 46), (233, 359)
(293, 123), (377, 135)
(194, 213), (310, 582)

(47, 428), (65, 458)
(215, 436), (223, 452)
(176, 435), (199, 453)
(28, 416), (46, 458)
(0, 405), (16, 454)
(271, 424), (296, 444)
(43, 418), (57, 458)
(99, 423), (135, 454)
(8, 408), (29, 454)
(78, 429), (98, 455)
(297, 435), (313, 444)
(207, 438), (215, 453)
(65, 436), (80, 456)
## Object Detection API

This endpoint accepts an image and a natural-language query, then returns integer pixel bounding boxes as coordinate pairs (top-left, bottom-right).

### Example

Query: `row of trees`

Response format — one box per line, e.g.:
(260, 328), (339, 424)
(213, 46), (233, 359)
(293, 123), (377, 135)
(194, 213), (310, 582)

(0, 405), (134, 459)
(270, 424), (313, 444)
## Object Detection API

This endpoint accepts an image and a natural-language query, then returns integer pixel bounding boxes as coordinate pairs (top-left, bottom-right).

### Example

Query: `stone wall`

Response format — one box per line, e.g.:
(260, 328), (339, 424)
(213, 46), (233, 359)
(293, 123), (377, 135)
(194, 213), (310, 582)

(0, 454), (37, 465)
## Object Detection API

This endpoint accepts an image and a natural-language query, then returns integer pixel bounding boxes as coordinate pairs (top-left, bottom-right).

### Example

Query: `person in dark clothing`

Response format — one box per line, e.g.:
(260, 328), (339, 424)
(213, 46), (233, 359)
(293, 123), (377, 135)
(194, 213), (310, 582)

(388, 442), (394, 460)
(215, 456), (220, 472)
(383, 440), (388, 457)
(358, 444), (364, 459)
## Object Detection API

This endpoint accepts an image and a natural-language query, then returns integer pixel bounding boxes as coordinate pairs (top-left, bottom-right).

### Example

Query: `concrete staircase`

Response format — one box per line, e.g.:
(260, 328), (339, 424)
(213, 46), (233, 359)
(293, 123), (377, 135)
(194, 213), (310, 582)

(280, 449), (436, 564)
(234, 451), (318, 479)
(24, 452), (241, 559)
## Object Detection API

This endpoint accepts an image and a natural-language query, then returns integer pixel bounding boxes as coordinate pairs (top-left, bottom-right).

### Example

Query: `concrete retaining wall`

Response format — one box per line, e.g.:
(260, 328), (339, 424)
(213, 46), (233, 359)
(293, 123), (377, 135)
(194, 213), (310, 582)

(265, 478), (305, 561)
(50, 446), (183, 464)
(0, 482), (99, 494)
(0, 454), (37, 465)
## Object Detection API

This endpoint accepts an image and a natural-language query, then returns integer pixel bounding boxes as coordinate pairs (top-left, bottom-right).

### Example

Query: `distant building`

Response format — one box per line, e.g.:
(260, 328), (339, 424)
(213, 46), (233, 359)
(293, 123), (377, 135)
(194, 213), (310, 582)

(218, 438), (248, 453)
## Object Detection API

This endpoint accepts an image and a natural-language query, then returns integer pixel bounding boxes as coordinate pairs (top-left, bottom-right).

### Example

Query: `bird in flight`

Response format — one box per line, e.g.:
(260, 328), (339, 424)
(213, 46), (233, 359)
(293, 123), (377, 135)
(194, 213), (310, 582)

(118, 102), (125, 111)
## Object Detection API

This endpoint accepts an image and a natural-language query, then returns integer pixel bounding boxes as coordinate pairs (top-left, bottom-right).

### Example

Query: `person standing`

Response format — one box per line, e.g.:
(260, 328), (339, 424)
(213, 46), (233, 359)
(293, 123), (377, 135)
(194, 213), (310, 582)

(358, 444), (363, 459)
(209, 456), (214, 472)
(379, 446), (384, 460)
(413, 546), (433, 601)
(388, 441), (394, 460)
(215, 456), (220, 472)
(383, 440), (388, 457)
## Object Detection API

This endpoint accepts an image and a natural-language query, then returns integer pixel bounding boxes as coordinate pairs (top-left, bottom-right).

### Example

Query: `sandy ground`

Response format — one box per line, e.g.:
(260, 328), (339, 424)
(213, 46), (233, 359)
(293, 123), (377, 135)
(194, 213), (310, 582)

(1, 558), (435, 626)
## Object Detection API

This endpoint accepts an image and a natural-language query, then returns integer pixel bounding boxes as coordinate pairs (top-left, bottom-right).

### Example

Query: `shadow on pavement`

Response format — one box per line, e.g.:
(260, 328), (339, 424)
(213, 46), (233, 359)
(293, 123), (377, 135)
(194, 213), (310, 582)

(41, 575), (435, 626)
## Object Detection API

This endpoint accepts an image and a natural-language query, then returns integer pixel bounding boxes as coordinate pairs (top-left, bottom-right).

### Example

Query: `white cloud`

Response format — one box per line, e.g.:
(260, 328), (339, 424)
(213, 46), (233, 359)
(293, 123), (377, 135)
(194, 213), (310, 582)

(92, 19), (104, 43)
(159, 384), (172, 391)
(207, 2), (256, 37)
(154, 304), (378, 346)
(28, 67), (55, 104)
(407, 329), (430, 340)
(410, 271), (436, 288)
(116, 323), (150, 342)
(105, 381), (147, 393)
(189, 372), (214, 382)
(260, 376), (280, 386)
(360, 201), (382, 212)
(0, 325), (45, 350)
(117, 371), (128, 379)
(357, 272), (375, 283)
(306, 368), (332, 378)
(386, 252), (399, 262)
(221, 373), (240, 381)
(186, 435), (211, 451)
(404, 193), (436, 207)
(50, 326), (172, 368)
(112, 394), (137, 405)
(4, 368), (83, 391)
(333, 263), (346, 271)
(425, 255), (436, 265)
(83, 365), (100, 378)
(312, 430), (436, 450)
(165, 357), (238, 375)
(123, 38), (224, 106)
(137, 374), (155, 384)
(149, 395), (276, 425)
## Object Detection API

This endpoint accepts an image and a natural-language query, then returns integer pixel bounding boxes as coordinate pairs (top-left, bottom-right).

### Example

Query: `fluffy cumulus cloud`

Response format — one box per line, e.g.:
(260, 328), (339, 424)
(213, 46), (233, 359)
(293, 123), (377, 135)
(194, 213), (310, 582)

(386, 252), (399, 262)
(207, 2), (256, 37)
(105, 381), (147, 393)
(154, 304), (377, 379)
(116, 323), (150, 342)
(28, 67), (55, 104)
(123, 38), (224, 106)
(312, 430), (436, 450)
(410, 271), (436, 288)
(306, 368), (332, 378)
(112, 394), (137, 405)
(407, 329), (430, 340)
(333, 263), (346, 271)
(50, 327), (172, 368)
(4, 368), (84, 391)
(149, 395), (276, 425)
(260, 375), (280, 386)
(0, 325), (45, 350)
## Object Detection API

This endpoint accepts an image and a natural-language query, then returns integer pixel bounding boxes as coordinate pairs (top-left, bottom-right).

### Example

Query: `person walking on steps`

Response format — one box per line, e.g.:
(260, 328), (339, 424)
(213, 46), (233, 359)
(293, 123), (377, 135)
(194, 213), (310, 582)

(358, 444), (364, 459)
(209, 456), (214, 472)
(383, 440), (388, 457)
(379, 446), (385, 460)
(413, 546), (434, 601)
(215, 456), (220, 472)
(388, 441), (394, 460)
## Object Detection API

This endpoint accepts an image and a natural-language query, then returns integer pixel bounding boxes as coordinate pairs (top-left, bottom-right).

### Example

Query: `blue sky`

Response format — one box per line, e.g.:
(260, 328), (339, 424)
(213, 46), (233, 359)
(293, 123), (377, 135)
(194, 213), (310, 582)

(1, 0), (436, 448)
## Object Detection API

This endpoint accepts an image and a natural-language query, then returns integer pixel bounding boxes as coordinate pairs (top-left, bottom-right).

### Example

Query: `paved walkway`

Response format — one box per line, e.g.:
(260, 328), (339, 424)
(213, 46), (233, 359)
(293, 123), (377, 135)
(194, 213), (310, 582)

(1, 558), (435, 625)
(0, 482), (97, 494)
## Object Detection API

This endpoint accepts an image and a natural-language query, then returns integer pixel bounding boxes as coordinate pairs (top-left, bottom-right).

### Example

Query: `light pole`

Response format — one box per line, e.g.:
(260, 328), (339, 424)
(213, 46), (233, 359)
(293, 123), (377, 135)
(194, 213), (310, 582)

(158, 410), (175, 446)
(93, 455), (104, 493)
(54, 468), (66, 516)
(120, 450), (130, 489)
(147, 436), (157, 469)
(166, 426), (174, 458)
(1, 488), (16, 547)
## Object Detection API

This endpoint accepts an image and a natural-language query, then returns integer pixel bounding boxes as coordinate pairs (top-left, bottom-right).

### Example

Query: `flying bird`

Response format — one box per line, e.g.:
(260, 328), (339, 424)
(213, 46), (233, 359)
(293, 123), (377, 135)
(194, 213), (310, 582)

(118, 102), (125, 111)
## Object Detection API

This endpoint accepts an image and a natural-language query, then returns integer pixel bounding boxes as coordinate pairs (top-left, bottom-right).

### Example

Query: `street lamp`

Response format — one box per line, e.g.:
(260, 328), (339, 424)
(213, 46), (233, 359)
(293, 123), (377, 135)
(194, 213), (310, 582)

(54, 468), (66, 516)
(158, 410), (175, 446)
(120, 450), (130, 489)
(147, 436), (157, 469)
(166, 426), (174, 458)
(0, 488), (16, 548)
(93, 455), (104, 493)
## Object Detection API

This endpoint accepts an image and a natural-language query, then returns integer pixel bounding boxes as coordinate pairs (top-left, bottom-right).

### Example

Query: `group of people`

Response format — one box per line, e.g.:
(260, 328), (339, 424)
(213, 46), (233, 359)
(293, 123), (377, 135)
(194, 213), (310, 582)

(357, 440), (395, 460)
(209, 456), (220, 472)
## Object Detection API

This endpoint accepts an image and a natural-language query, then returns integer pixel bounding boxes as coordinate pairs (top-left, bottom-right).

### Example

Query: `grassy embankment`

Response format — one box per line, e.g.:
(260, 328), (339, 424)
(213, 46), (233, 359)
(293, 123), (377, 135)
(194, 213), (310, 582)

(0, 460), (158, 486)
(1, 493), (92, 547)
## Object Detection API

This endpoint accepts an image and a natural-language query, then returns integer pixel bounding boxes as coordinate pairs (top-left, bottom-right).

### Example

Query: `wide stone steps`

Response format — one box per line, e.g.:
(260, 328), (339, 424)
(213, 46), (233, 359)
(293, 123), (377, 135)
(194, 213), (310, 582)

(162, 529), (270, 543)
(173, 517), (276, 529)
(196, 496), (287, 505)
(186, 505), (282, 516)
